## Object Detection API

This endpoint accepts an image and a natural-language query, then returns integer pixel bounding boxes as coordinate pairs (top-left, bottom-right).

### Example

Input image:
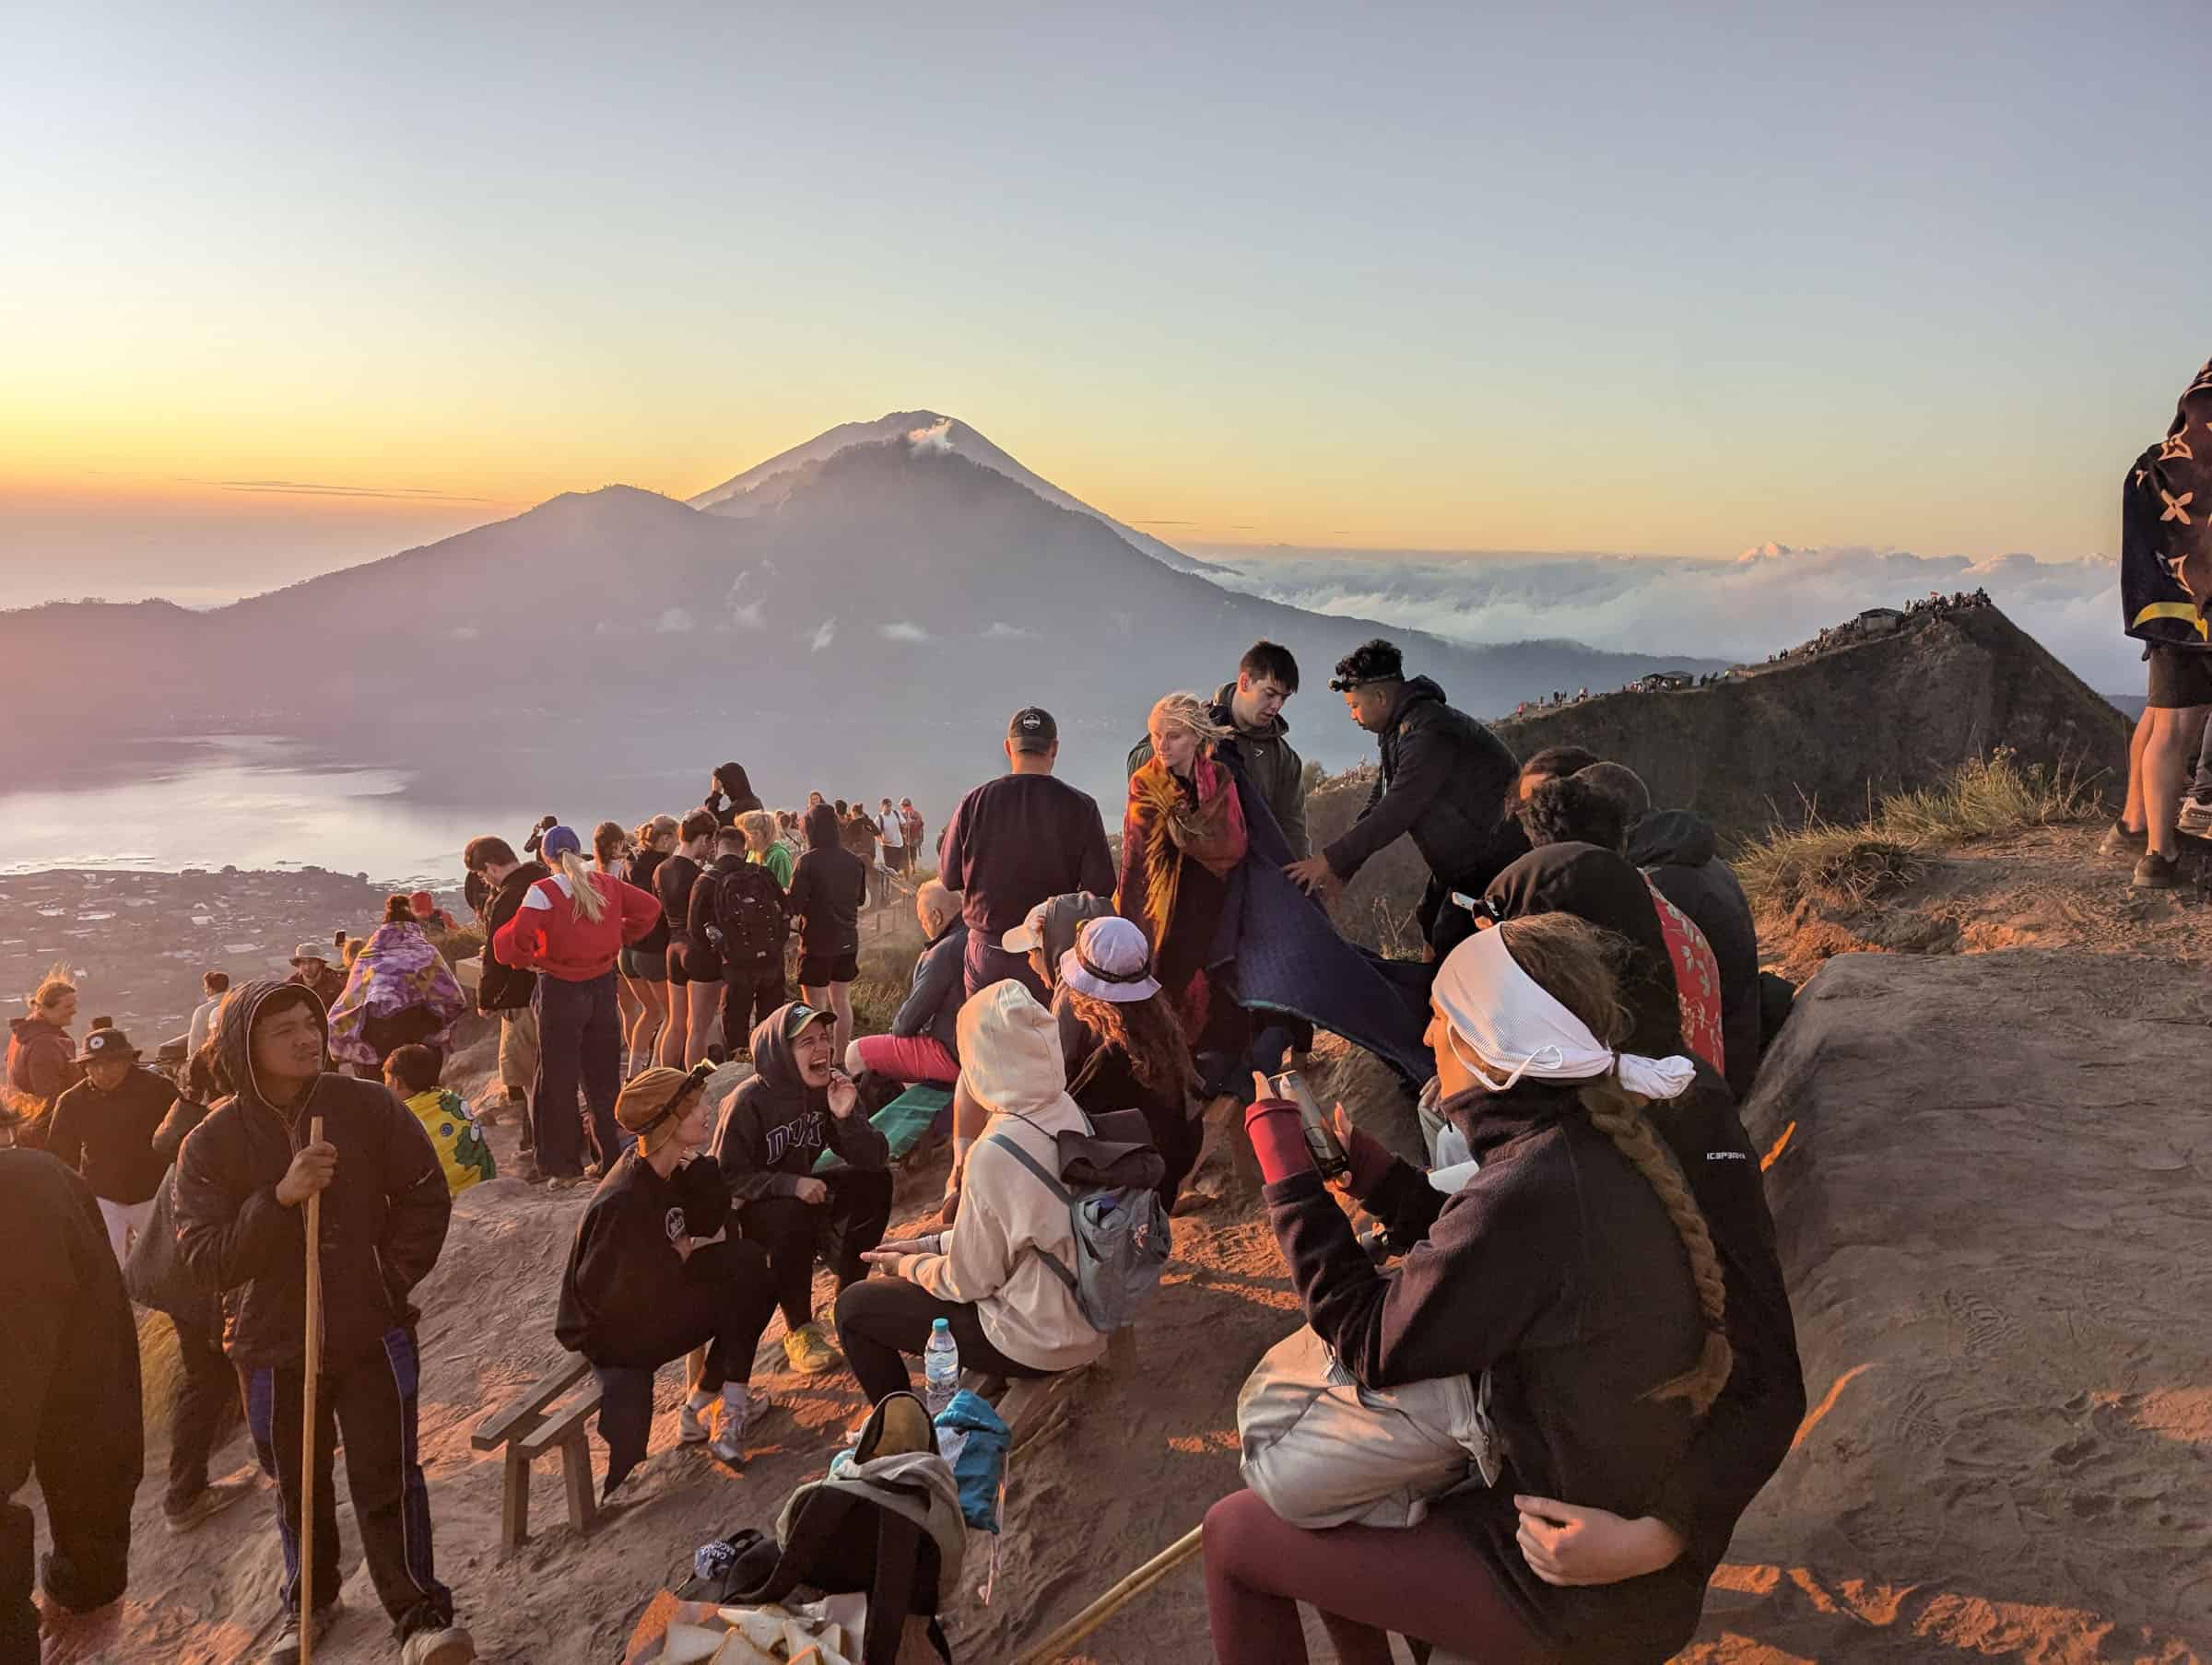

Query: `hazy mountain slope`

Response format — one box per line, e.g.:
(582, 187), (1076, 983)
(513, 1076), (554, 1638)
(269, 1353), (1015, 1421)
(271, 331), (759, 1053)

(688, 408), (1220, 573)
(0, 440), (1720, 810)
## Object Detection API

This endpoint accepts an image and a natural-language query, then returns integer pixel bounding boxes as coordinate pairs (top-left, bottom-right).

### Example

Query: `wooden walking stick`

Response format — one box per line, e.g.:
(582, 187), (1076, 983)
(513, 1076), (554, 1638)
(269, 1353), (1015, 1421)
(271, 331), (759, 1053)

(1009, 1524), (1204, 1665)
(299, 1113), (324, 1665)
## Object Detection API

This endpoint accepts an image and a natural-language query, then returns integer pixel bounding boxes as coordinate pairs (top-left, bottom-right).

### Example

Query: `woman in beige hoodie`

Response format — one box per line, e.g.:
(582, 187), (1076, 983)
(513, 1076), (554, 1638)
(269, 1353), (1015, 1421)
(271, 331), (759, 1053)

(836, 979), (1108, 1404)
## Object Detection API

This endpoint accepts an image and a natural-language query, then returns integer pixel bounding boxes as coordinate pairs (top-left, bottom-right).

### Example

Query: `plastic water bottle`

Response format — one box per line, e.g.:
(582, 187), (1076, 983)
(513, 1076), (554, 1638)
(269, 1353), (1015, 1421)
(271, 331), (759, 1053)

(923, 1318), (960, 1418)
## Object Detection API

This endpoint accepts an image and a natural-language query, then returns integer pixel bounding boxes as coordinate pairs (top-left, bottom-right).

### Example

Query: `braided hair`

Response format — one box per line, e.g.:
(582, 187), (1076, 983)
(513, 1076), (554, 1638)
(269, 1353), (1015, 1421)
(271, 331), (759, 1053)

(1494, 912), (1734, 1416)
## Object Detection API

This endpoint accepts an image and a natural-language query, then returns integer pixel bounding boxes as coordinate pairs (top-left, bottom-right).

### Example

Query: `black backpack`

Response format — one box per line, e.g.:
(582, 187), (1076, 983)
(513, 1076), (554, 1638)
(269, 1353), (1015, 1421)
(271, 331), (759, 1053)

(707, 862), (788, 969)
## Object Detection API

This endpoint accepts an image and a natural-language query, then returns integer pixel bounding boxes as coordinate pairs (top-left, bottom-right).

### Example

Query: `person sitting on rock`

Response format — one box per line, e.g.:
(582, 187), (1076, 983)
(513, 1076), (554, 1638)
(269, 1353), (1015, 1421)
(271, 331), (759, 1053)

(1580, 761), (1763, 1102)
(382, 1046), (495, 1198)
(1487, 775), (1726, 1079)
(837, 979), (1109, 1405)
(1204, 912), (1796, 1665)
(846, 880), (967, 1090)
(557, 1065), (779, 1477)
(711, 1002), (892, 1378)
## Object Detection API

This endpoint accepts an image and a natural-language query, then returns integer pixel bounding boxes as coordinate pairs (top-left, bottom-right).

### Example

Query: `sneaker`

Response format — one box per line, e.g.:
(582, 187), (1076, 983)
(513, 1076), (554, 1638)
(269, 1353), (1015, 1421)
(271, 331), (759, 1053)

(2100, 820), (2150, 858)
(676, 1394), (712, 1445)
(708, 1389), (770, 1463)
(2132, 850), (2183, 889)
(262, 1601), (342, 1664)
(782, 1322), (840, 1377)
(399, 1624), (477, 1665)
(2180, 797), (2212, 838)
(163, 1474), (257, 1535)
(545, 1172), (589, 1191)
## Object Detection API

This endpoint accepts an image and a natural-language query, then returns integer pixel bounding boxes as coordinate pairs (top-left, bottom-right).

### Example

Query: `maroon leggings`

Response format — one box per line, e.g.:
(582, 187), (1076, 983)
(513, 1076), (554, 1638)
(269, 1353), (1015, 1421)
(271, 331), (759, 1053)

(1203, 1489), (1552, 1665)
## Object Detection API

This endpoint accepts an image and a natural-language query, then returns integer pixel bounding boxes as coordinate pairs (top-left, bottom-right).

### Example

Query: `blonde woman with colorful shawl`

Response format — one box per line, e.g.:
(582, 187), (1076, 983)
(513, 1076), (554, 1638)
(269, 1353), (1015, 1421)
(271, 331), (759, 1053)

(1117, 693), (1251, 1054)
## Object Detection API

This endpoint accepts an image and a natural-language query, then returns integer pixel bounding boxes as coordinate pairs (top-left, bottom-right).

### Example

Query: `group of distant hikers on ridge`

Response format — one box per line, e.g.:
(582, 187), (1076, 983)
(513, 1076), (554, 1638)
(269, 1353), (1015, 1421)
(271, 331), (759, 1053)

(3, 352), (2209, 1663)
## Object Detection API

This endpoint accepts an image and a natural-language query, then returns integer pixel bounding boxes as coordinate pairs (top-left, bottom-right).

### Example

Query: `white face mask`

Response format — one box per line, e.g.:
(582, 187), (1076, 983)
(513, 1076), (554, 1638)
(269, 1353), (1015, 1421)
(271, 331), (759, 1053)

(1435, 928), (1695, 1102)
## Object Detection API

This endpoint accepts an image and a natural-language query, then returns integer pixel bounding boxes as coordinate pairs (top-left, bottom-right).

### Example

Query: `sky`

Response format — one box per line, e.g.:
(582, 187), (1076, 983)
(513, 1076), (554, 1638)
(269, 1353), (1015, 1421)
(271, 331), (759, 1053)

(5, 1), (2209, 620)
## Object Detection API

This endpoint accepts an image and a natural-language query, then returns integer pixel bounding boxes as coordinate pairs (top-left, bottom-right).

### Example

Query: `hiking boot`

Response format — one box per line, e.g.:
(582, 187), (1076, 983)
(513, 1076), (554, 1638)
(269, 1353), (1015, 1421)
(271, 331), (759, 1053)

(399, 1624), (477, 1665)
(263, 1601), (342, 1664)
(2180, 797), (2212, 839)
(782, 1322), (839, 1376)
(676, 1393), (712, 1445)
(163, 1474), (257, 1535)
(2100, 820), (2149, 858)
(2132, 850), (2183, 889)
(709, 1389), (770, 1463)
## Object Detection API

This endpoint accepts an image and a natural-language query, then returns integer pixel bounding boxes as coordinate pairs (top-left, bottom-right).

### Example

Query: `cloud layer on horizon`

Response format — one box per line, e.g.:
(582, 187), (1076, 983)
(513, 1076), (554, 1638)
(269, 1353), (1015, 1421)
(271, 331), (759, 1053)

(1203, 544), (2135, 693)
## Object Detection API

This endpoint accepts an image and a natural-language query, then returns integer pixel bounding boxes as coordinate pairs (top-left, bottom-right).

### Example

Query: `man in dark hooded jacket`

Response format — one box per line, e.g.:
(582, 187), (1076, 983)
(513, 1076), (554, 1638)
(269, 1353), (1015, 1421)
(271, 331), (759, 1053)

(1288, 638), (1525, 956)
(172, 979), (472, 1665)
(0, 1150), (142, 1664)
(711, 1003), (891, 1379)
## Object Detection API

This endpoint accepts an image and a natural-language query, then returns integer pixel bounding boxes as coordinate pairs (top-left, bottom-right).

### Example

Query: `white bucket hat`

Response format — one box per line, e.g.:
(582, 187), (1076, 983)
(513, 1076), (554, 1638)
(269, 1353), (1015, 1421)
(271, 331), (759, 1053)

(1433, 926), (1694, 1101)
(1057, 916), (1162, 1003)
(999, 900), (1050, 955)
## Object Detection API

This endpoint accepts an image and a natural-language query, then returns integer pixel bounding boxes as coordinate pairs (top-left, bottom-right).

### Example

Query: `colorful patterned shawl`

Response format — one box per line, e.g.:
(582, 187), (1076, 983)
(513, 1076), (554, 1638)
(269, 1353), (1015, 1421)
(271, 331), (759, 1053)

(1120, 754), (1249, 952)
(327, 922), (471, 1068)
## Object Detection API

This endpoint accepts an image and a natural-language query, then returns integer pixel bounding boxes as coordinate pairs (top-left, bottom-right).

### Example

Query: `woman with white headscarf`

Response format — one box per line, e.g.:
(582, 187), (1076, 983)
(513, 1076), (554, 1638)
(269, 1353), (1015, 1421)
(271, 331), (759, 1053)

(1203, 912), (1798, 1665)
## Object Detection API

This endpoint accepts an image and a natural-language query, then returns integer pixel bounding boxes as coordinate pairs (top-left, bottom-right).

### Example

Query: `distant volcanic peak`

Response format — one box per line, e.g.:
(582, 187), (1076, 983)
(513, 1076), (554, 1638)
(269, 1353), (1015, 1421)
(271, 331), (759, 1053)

(688, 410), (1217, 575)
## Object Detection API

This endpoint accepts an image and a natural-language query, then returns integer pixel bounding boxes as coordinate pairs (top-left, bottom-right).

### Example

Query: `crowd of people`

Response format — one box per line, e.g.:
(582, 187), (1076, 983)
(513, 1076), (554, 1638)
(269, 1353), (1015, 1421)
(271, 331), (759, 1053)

(5, 633), (1808, 1665)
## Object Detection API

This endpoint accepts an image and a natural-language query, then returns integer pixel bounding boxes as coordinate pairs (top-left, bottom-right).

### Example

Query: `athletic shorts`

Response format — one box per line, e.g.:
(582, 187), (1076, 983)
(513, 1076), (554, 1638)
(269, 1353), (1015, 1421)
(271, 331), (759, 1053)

(673, 940), (722, 986)
(619, 946), (667, 982)
(798, 950), (860, 987)
(2146, 644), (2212, 709)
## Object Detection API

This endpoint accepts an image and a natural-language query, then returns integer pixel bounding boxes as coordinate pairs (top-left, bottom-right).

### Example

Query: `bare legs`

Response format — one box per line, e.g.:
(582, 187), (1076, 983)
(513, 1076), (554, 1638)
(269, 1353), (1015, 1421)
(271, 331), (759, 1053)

(2146, 705), (2208, 860)
(628, 979), (668, 1077)
(2120, 706), (2153, 833)
(685, 981), (721, 1069)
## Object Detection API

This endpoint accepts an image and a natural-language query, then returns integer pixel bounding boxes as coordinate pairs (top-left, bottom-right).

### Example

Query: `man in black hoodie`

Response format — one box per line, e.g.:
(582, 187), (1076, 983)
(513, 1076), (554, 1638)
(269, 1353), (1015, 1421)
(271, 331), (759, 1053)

(465, 835), (549, 1179)
(173, 979), (473, 1665)
(0, 1150), (142, 1664)
(711, 1003), (891, 1379)
(1288, 637), (1525, 956)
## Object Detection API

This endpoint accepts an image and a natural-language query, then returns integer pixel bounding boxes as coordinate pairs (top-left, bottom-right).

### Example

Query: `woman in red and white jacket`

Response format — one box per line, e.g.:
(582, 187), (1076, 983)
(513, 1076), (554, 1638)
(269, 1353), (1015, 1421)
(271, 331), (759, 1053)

(493, 825), (662, 1188)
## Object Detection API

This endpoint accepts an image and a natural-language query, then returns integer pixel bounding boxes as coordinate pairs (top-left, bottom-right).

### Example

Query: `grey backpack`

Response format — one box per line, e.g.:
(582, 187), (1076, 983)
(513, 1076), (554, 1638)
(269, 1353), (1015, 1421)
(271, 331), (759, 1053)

(986, 1108), (1171, 1333)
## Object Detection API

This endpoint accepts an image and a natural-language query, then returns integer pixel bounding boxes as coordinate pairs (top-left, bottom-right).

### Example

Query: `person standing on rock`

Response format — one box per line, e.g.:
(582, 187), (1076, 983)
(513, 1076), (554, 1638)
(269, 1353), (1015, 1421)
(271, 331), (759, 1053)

(285, 942), (347, 1013)
(466, 835), (551, 1183)
(493, 826), (663, 1188)
(0, 1149), (142, 1664)
(6, 968), (83, 1141)
(654, 809), (722, 1072)
(703, 762), (763, 830)
(2120, 357), (2212, 888)
(172, 978), (475, 1665)
(43, 1019), (178, 1266)
(1127, 639), (1311, 859)
(188, 970), (230, 1061)
(1286, 638), (1525, 960)
(937, 706), (1116, 1000)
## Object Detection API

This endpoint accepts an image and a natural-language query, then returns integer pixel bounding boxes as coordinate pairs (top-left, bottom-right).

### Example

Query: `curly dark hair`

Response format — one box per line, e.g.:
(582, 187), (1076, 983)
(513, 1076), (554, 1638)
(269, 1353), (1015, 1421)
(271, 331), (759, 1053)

(1515, 774), (1629, 853)
(1061, 988), (1199, 1103)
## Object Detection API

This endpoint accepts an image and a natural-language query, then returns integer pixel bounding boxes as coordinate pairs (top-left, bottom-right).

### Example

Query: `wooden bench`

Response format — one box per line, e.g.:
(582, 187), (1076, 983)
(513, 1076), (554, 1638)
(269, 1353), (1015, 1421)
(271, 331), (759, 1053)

(472, 1353), (602, 1551)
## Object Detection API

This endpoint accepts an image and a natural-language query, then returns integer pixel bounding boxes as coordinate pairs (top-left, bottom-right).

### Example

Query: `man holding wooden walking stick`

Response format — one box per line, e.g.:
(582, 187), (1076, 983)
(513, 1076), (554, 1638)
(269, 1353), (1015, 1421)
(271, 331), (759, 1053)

(174, 979), (476, 1665)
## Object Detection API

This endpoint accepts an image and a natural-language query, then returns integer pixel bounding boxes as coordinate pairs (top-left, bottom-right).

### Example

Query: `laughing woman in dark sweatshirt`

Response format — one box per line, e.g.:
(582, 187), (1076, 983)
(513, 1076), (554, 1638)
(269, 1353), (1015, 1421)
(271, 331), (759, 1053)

(1206, 912), (1798, 1665)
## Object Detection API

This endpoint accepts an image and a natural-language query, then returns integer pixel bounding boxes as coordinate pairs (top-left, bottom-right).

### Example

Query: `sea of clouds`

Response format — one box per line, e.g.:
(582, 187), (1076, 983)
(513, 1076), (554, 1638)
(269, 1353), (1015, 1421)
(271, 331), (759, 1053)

(1197, 543), (2135, 694)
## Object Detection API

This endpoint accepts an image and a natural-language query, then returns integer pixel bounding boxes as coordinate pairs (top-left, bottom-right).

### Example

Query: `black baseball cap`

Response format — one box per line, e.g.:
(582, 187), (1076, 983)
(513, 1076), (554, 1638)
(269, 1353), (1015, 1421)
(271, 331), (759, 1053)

(1007, 706), (1058, 752)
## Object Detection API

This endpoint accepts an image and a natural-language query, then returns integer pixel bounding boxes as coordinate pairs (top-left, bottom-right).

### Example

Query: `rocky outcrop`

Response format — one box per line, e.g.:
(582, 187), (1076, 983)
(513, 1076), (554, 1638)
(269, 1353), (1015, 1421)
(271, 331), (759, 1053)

(1687, 949), (2212, 1659)
(1492, 604), (2128, 838)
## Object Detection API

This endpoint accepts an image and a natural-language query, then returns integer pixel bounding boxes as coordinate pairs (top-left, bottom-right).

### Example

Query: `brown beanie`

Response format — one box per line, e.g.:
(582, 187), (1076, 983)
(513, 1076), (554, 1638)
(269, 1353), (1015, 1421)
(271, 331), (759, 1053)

(614, 1064), (712, 1154)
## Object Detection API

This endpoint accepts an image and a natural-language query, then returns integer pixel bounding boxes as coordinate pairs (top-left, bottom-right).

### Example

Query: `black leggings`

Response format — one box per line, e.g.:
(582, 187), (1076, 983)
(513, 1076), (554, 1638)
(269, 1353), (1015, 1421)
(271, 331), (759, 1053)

(593, 1239), (778, 1392)
(739, 1167), (894, 1331)
(832, 1276), (1052, 1405)
(720, 969), (786, 1055)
